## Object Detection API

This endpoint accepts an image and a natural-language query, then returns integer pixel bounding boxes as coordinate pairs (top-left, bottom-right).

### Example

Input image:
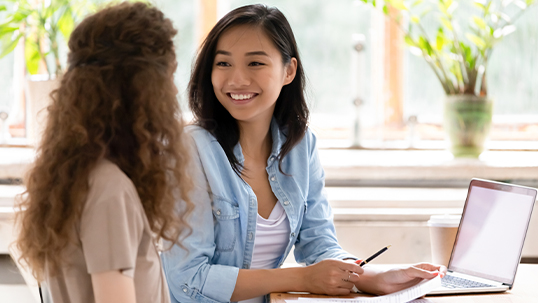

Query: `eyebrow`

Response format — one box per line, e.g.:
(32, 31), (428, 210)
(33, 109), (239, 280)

(215, 50), (269, 57)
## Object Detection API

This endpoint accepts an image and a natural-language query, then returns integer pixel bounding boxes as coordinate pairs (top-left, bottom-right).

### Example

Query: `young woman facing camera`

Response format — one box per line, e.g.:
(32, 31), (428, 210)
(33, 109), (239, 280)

(162, 4), (446, 303)
(15, 3), (192, 303)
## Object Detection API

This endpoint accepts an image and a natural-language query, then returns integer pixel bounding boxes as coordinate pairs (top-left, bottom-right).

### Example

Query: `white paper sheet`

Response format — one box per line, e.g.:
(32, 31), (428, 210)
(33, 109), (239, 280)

(284, 276), (441, 303)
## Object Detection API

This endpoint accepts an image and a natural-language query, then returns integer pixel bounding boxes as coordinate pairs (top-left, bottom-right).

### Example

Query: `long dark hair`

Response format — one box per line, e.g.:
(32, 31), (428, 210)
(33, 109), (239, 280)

(188, 4), (308, 175)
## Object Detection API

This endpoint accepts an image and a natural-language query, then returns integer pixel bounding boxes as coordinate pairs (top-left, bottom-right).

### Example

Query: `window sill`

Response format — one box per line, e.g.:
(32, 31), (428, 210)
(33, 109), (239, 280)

(318, 149), (538, 187)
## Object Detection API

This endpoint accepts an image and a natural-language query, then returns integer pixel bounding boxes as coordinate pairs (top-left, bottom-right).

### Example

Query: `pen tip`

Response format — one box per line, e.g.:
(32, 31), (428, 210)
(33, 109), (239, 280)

(387, 245), (392, 248)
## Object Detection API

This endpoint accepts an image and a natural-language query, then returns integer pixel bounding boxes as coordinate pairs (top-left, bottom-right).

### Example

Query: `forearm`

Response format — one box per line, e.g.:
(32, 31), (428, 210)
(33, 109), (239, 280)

(231, 267), (305, 301)
(353, 266), (387, 295)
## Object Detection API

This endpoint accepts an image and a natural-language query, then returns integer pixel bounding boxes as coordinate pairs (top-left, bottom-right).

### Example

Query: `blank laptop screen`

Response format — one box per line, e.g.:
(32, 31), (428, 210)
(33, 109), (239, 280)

(449, 184), (535, 284)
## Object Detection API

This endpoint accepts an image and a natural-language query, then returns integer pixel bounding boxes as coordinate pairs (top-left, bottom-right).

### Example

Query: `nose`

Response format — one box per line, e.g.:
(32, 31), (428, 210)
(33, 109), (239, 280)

(228, 66), (250, 87)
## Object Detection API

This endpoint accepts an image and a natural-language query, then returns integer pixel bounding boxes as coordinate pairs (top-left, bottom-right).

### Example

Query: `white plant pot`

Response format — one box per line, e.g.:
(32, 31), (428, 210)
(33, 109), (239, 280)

(24, 76), (60, 147)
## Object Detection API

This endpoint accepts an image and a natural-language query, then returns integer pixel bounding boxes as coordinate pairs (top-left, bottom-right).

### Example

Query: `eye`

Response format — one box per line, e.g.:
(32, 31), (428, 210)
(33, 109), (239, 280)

(215, 61), (230, 67)
(249, 61), (265, 67)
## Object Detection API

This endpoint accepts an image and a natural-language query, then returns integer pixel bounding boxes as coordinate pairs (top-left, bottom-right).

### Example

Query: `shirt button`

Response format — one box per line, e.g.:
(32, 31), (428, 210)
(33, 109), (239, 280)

(248, 232), (253, 240)
(283, 201), (289, 206)
(250, 199), (255, 206)
(270, 156), (276, 161)
(291, 232), (295, 237)
(182, 287), (188, 293)
(216, 210), (221, 216)
(270, 176), (276, 181)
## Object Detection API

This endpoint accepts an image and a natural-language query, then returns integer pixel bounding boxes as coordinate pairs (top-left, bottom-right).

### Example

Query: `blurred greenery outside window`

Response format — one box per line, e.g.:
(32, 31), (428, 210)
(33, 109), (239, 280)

(2, 0), (538, 148)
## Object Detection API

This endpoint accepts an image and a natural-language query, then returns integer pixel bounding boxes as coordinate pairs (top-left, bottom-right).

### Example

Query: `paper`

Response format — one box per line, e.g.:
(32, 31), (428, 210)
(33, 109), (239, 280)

(284, 276), (441, 303)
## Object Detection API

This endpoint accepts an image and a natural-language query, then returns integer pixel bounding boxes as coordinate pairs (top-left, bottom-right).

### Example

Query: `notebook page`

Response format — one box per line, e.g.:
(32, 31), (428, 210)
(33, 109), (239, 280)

(285, 276), (441, 303)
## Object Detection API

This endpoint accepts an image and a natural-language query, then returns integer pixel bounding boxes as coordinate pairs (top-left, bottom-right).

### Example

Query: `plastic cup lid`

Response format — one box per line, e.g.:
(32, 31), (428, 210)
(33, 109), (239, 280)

(427, 214), (461, 227)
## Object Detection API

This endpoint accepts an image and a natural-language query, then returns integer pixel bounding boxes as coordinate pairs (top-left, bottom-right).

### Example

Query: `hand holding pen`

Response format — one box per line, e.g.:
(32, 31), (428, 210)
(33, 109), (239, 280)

(355, 245), (391, 267)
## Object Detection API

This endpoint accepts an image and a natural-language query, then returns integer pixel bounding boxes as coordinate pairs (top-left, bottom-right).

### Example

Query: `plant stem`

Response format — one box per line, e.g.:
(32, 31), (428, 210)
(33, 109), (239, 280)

(447, 16), (470, 90)
(416, 22), (457, 94)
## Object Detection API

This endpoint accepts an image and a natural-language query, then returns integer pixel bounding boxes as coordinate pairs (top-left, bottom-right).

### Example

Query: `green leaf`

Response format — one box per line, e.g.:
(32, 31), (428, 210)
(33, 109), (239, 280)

(0, 5), (7, 12)
(466, 33), (487, 49)
(473, 2), (487, 10)
(472, 16), (487, 30)
(0, 26), (18, 38)
(411, 15), (420, 23)
(0, 33), (21, 58)
(404, 35), (416, 46)
(24, 38), (41, 75)
(383, 4), (389, 15)
(388, 0), (408, 10)
(419, 36), (433, 56)
(436, 28), (446, 50)
(57, 9), (74, 39)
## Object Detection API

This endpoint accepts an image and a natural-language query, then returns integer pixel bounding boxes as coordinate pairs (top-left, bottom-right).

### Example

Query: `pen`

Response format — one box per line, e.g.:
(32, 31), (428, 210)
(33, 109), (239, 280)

(355, 245), (391, 267)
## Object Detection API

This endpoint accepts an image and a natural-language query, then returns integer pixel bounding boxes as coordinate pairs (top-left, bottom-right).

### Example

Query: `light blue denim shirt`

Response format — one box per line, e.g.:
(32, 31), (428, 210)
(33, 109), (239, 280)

(162, 119), (356, 303)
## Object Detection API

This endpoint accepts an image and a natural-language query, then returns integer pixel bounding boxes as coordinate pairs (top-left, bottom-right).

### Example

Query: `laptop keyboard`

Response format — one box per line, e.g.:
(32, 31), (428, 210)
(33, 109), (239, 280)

(441, 275), (494, 289)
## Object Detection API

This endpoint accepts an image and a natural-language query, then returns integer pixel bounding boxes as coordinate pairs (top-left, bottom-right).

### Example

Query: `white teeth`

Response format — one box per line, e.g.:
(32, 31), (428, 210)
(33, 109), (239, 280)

(230, 93), (254, 100)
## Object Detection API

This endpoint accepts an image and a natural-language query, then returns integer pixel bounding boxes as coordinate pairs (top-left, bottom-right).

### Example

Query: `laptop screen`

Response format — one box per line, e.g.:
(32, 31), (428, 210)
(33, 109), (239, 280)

(449, 180), (536, 285)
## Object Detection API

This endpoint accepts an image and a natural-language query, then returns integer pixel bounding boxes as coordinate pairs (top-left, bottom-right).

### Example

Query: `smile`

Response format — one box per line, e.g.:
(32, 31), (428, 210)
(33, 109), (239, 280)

(228, 93), (257, 101)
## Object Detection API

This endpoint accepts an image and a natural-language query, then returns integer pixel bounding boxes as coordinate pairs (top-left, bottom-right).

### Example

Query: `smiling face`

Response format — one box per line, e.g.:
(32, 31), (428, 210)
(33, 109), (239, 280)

(211, 25), (297, 124)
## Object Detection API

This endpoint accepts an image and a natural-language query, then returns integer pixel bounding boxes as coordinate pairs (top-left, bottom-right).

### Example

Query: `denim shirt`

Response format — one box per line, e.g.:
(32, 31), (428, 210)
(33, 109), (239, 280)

(162, 119), (356, 303)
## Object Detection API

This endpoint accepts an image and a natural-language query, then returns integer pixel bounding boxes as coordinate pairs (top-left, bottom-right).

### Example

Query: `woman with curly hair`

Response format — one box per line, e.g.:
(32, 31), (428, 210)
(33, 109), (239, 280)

(14, 2), (192, 303)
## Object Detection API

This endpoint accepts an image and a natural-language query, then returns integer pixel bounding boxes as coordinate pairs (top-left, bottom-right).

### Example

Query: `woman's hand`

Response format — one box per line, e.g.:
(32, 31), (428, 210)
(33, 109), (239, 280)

(355, 263), (447, 295)
(303, 259), (364, 296)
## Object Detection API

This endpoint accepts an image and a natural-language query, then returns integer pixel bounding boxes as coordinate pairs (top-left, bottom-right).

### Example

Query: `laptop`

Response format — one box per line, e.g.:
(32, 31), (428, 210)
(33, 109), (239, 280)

(429, 178), (536, 295)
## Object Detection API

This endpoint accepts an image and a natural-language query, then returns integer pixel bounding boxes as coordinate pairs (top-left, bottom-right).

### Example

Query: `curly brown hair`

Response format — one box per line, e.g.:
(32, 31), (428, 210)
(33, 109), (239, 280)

(15, 1), (193, 280)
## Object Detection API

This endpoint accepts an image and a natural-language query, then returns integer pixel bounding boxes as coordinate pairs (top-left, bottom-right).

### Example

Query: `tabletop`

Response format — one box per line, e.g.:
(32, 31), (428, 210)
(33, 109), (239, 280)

(270, 264), (538, 303)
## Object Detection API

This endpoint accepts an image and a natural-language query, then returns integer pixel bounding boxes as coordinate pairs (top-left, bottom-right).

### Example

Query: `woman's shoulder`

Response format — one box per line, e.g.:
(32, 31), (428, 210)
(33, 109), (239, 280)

(86, 159), (140, 206)
(89, 159), (130, 183)
(290, 126), (317, 151)
(185, 124), (213, 137)
(184, 124), (220, 151)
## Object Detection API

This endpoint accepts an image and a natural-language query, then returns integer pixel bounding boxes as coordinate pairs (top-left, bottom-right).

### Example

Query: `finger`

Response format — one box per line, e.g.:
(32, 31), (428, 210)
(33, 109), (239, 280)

(413, 263), (447, 278)
(406, 266), (441, 280)
(338, 261), (364, 275)
(338, 280), (355, 289)
(348, 272), (361, 283)
(414, 262), (446, 273)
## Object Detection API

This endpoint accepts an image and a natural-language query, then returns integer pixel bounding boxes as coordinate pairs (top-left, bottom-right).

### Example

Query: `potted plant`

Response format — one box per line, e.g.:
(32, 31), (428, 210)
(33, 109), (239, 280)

(0, 0), (90, 144)
(360, 0), (536, 157)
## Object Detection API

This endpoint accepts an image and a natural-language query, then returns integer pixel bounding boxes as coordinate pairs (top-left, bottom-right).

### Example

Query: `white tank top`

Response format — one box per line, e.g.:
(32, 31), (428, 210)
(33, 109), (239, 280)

(239, 201), (291, 303)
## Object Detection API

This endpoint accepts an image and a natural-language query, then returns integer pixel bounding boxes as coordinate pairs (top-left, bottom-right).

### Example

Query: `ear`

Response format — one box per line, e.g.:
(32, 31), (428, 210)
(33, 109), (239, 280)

(283, 57), (297, 86)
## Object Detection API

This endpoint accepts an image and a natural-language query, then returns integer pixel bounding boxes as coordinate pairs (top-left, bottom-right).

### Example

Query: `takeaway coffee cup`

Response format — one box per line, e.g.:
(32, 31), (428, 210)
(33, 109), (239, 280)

(427, 214), (461, 267)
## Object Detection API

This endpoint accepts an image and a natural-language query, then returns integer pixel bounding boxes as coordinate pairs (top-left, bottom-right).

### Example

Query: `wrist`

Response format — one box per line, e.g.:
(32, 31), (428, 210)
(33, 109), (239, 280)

(287, 266), (308, 292)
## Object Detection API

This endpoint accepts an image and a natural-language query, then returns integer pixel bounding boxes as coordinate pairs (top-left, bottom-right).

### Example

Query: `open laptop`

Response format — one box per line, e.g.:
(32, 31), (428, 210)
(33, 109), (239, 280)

(429, 178), (536, 295)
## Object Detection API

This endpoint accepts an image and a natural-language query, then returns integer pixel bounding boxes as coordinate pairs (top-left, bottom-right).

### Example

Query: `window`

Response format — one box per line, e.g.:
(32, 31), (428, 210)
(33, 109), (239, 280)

(2, 0), (538, 148)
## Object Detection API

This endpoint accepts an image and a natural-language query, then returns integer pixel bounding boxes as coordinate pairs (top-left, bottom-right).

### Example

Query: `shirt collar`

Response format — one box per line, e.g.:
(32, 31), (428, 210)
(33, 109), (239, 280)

(233, 117), (284, 165)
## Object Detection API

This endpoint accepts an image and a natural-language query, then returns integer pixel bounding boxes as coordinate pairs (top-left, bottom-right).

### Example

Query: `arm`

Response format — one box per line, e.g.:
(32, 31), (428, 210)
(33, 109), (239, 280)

(231, 260), (364, 301)
(294, 131), (357, 264)
(355, 263), (447, 295)
(91, 271), (136, 303)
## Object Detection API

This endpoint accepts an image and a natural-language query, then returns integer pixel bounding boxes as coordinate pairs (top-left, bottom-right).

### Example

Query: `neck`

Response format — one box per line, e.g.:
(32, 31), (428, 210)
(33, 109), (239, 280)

(238, 117), (273, 161)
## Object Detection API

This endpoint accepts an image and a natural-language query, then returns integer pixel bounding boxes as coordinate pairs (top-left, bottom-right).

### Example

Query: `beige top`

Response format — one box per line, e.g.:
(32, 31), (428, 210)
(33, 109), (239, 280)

(44, 159), (170, 303)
